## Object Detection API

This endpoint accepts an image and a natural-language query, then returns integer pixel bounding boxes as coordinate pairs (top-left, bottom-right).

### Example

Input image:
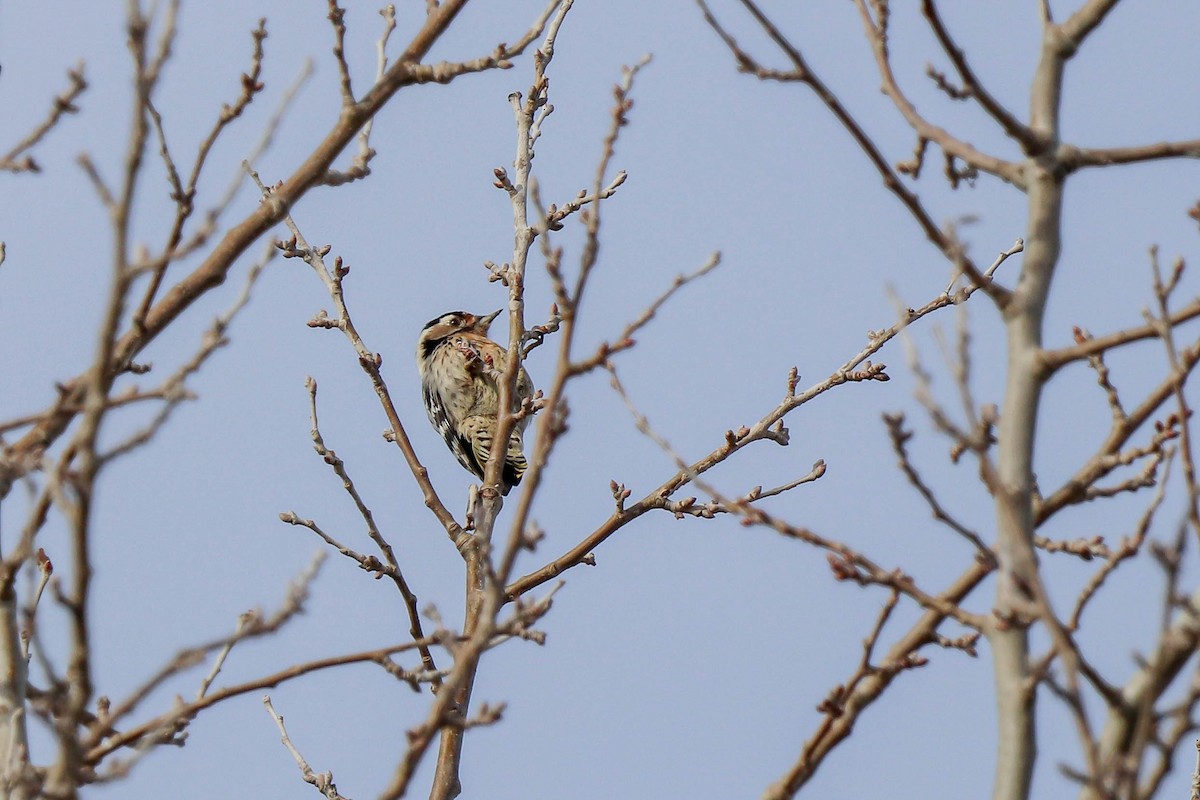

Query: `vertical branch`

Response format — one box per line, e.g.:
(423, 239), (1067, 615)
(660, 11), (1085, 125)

(499, 55), (646, 593)
(988, 173), (1060, 800)
(428, 6), (574, 799)
(987, 91), (1060, 800)
(0, 587), (29, 799)
(1191, 740), (1200, 800)
(45, 3), (178, 795)
(989, 4), (1113, 798)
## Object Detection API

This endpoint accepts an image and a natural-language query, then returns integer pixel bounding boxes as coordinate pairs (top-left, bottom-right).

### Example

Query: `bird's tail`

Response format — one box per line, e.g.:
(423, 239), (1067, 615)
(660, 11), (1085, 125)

(466, 418), (528, 496)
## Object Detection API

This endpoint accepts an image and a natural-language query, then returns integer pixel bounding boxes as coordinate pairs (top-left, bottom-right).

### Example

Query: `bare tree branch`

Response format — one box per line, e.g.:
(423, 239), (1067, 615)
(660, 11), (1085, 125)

(697, 0), (1014, 307)
(0, 64), (87, 173)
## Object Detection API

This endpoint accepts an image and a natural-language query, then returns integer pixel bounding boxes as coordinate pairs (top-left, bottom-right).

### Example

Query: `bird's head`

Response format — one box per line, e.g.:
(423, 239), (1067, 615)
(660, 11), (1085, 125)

(417, 310), (502, 359)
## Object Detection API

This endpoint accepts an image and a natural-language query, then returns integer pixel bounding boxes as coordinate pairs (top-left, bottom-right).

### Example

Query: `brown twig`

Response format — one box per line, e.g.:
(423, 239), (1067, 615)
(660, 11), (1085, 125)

(0, 63), (88, 173)
(264, 696), (350, 800)
(248, 166), (465, 545)
(698, 0), (1014, 307)
(85, 553), (326, 751)
(87, 636), (436, 765)
(1067, 454), (1172, 630)
(884, 413), (994, 562)
(292, 376), (441, 689)
(919, 1), (1035, 149)
(131, 18), (269, 331)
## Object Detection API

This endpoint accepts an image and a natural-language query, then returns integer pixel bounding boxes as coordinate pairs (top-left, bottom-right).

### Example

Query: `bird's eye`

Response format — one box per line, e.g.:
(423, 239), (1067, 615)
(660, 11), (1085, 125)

(448, 316), (459, 326)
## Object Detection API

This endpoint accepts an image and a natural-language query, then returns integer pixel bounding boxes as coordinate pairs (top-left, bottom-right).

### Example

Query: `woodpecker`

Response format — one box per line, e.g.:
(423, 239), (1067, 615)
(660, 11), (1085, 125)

(416, 310), (533, 495)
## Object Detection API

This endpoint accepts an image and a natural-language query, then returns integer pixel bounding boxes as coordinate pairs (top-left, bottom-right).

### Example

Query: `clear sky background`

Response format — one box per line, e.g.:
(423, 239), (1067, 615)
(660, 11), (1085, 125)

(2, 1), (1199, 798)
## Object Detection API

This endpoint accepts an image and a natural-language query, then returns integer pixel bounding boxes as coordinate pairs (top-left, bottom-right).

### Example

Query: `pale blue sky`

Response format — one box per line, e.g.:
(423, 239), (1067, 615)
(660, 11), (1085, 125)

(2, 2), (1199, 798)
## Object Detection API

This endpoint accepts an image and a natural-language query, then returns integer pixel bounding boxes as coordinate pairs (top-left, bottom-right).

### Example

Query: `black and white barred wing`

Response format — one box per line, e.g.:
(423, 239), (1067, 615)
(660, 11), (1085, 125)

(422, 383), (483, 478)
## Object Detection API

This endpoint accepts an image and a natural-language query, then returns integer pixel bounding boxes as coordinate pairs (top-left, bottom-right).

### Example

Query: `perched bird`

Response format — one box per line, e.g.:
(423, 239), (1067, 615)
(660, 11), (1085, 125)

(416, 310), (533, 495)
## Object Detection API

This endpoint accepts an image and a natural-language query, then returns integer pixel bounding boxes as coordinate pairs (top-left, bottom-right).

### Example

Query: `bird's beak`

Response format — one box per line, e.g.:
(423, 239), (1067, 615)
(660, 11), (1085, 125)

(477, 309), (502, 332)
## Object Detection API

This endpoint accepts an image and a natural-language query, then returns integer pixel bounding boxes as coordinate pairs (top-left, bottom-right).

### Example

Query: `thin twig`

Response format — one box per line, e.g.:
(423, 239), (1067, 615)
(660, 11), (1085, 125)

(264, 696), (349, 800)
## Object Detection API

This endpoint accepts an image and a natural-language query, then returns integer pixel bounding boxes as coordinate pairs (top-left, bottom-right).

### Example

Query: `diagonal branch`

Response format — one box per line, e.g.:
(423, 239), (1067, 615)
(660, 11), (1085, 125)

(507, 244), (1014, 600)
(698, 0), (1014, 307)
(851, 0), (1024, 183)
(919, 1), (1035, 150)
(0, 64), (88, 173)
(297, 377), (441, 690)
(248, 168), (464, 545)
